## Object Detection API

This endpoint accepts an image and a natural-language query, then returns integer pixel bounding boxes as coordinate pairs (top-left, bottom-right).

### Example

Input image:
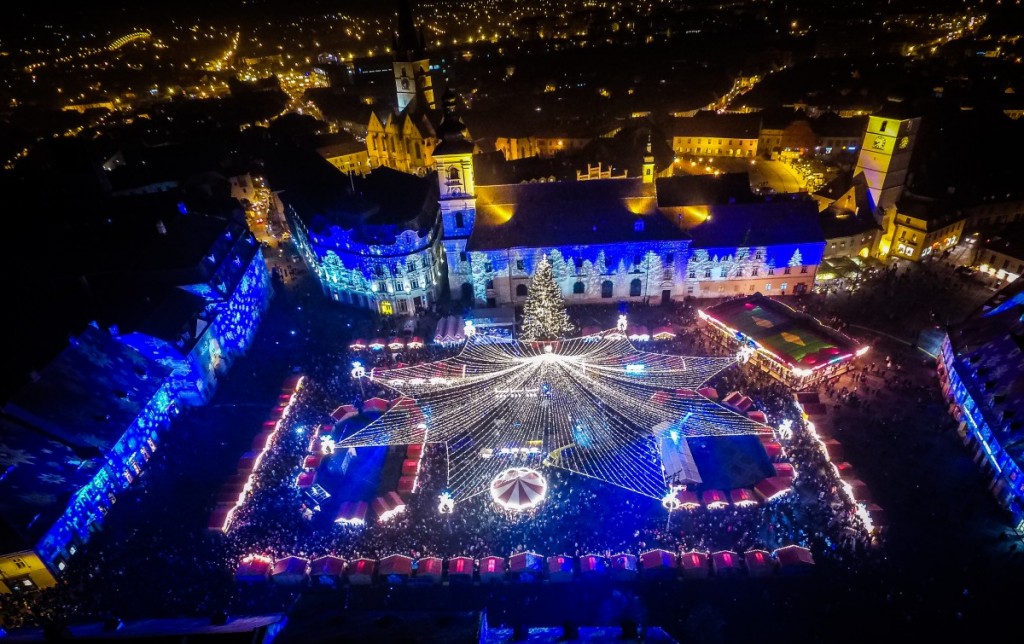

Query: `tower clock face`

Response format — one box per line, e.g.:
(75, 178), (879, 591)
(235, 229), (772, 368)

(898, 136), (910, 150)
(872, 136), (886, 151)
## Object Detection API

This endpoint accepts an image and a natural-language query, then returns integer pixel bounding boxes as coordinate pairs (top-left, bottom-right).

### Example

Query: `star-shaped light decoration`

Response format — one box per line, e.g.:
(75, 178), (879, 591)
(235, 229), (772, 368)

(340, 336), (771, 504)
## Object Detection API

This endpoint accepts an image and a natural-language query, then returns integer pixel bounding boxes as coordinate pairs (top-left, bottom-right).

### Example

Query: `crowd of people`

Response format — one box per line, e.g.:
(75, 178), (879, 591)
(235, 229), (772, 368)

(7, 253), (1000, 638)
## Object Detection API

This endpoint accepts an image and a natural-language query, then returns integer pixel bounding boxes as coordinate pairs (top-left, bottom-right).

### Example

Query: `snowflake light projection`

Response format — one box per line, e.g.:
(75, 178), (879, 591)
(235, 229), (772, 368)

(339, 336), (772, 506)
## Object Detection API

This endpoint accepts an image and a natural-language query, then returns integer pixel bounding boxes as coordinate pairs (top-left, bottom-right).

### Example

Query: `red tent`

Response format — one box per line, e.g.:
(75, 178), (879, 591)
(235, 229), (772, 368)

(775, 545), (815, 574)
(479, 556), (505, 582)
(349, 338), (367, 350)
(331, 404), (357, 421)
(679, 551), (710, 579)
(702, 489), (729, 509)
(364, 397), (389, 413)
(296, 471), (316, 489)
(676, 489), (701, 510)
(397, 476), (417, 494)
(407, 336), (425, 349)
(747, 410), (768, 424)
(762, 441), (783, 459)
(697, 387), (719, 400)
(723, 391), (745, 409)
(347, 558), (375, 585)
(402, 459), (420, 476)
(711, 551), (740, 577)
(271, 556), (309, 586)
(546, 555), (574, 583)
(369, 338), (386, 350)
(447, 556), (475, 582)
(510, 552), (544, 575)
(729, 488), (758, 507)
(743, 550), (775, 577)
(303, 455), (322, 469)
(309, 556), (345, 586)
(235, 555), (272, 583)
(640, 549), (677, 574)
(610, 553), (638, 580)
(406, 443), (423, 459)
(388, 337), (405, 350)
(378, 554), (413, 579)
(754, 476), (793, 502)
(335, 501), (368, 525)
(373, 492), (406, 522)
(416, 557), (443, 584)
(772, 462), (793, 478)
(652, 326), (676, 339)
(579, 554), (607, 577)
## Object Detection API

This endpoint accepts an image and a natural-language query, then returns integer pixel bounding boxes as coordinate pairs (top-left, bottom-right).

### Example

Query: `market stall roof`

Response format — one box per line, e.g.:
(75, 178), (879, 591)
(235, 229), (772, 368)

(679, 551), (710, 578)
(378, 554), (413, 577)
(479, 556), (506, 580)
(309, 556), (345, 578)
(743, 550), (775, 577)
(729, 488), (758, 507)
(235, 555), (272, 582)
(347, 558), (375, 584)
(700, 294), (865, 371)
(271, 556), (309, 585)
(754, 476), (793, 501)
(774, 545), (815, 572)
(676, 489), (701, 509)
(652, 326), (676, 339)
(701, 489), (729, 509)
(546, 555), (574, 581)
(640, 549), (677, 570)
(335, 500), (368, 525)
(579, 554), (608, 575)
(447, 556), (475, 578)
(711, 550), (740, 575)
(509, 552), (544, 573)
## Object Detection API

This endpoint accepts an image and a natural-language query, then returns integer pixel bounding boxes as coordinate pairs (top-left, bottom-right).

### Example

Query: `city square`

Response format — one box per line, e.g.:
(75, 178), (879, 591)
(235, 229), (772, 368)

(2, 1), (1024, 642)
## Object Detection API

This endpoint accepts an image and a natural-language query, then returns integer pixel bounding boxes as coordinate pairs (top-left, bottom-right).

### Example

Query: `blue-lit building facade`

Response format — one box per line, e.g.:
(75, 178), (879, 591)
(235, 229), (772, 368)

(283, 165), (445, 316)
(112, 226), (273, 406)
(937, 284), (1024, 532)
(0, 212), (272, 587)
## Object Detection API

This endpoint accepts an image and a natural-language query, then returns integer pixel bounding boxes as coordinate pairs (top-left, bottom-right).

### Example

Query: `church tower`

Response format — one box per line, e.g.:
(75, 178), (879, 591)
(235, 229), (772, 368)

(432, 91), (476, 300)
(642, 132), (655, 184)
(393, 0), (435, 113)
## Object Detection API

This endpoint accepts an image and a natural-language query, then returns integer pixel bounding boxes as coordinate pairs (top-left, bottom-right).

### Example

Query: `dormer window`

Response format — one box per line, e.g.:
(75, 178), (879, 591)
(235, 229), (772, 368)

(634, 220), (645, 232)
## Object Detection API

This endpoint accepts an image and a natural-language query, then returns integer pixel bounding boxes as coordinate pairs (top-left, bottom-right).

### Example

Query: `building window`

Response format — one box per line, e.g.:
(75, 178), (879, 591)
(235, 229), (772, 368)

(780, 282), (788, 292)
(634, 220), (645, 232)
(601, 280), (614, 298)
(719, 267), (728, 278)
(704, 268), (712, 278)
(459, 251), (467, 262)
(665, 252), (674, 264)
(752, 267), (759, 276)
(630, 278), (642, 296)
(485, 260), (493, 272)
(784, 267), (792, 275)
(689, 270), (697, 279)
(736, 268), (744, 277)
(455, 211), (464, 228)
(398, 299), (408, 313)
(765, 284), (772, 291)
(755, 251), (763, 260)
(573, 281), (585, 294)
(516, 284), (528, 297)
(485, 279), (494, 290)
(448, 166), (460, 181)
(516, 258), (525, 271)
(408, 259), (418, 271)
(800, 266), (808, 273)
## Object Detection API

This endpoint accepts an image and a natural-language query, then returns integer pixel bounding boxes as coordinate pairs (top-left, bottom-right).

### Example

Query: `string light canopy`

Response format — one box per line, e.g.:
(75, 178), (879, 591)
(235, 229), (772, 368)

(339, 336), (771, 507)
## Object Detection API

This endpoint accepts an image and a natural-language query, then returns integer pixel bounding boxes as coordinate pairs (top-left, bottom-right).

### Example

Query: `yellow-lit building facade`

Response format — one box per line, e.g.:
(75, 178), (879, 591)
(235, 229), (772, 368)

(0, 551), (58, 594)
(889, 203), (966, 262)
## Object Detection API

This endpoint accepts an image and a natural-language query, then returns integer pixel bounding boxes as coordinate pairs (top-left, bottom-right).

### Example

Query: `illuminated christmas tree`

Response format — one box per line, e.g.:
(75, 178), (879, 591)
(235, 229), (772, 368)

(521, 254), (574, 341)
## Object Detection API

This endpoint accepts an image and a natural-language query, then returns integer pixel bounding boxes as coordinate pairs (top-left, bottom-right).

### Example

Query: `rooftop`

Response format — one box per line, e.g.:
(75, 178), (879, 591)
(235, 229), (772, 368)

(702, 294), (866, 369)
(469, 178), (688, 252)
(689, 198), (825, 249)
(670, 113), (761, 140)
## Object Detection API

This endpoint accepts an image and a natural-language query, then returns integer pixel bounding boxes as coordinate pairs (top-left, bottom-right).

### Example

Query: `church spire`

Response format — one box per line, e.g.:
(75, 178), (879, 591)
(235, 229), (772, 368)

(395, 0), (423, 62)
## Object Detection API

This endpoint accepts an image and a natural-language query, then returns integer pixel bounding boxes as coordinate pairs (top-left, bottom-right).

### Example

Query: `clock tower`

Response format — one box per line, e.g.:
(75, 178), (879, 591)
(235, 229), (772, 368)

(392, 0), (435, 113)
(854, 114), (920, 218)
(432, 91), (476, 300)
